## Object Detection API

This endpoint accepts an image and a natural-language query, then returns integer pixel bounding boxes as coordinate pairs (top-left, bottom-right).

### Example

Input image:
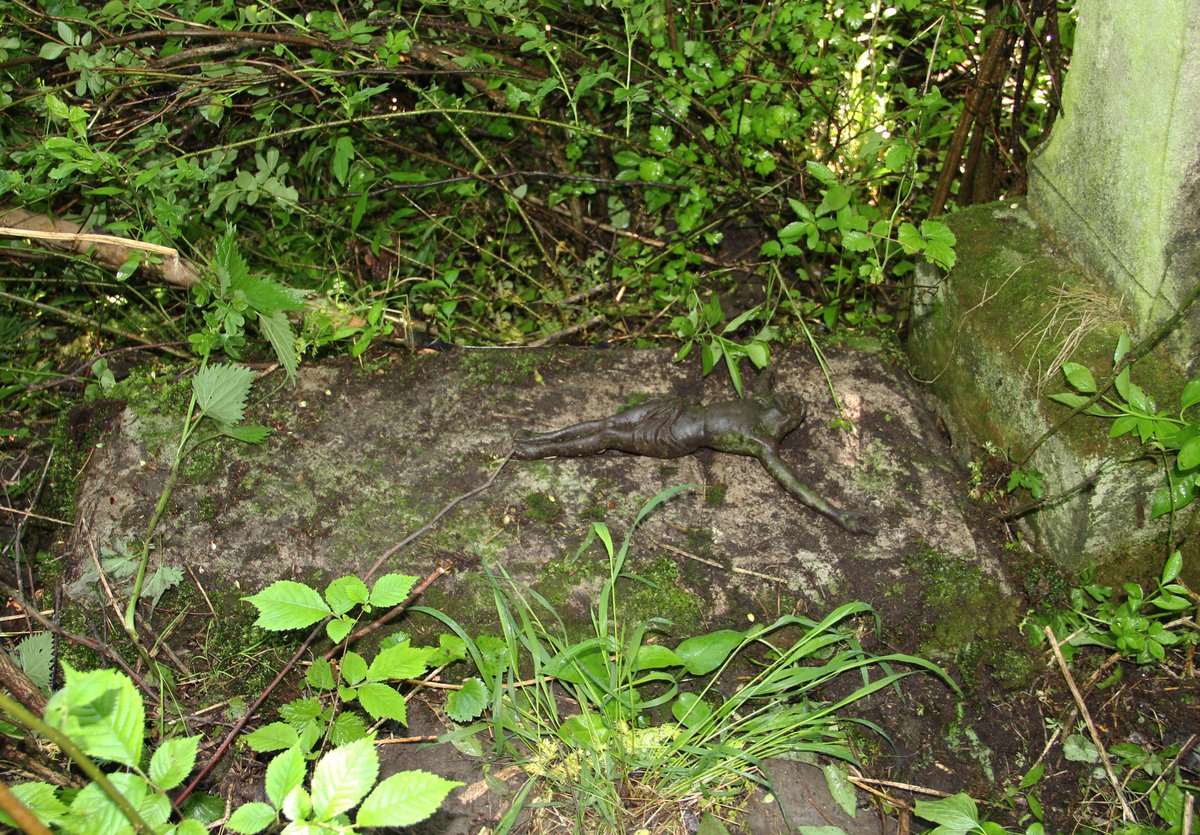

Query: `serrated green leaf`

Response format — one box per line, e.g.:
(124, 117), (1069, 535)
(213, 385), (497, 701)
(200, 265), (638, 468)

(330, 711), (369, 745)
(326, 616), (353, 645)
(920, 219), (957, 269)
(446, 678), (487, 723)
(150, 736), (200, 790)
(193, 363), (256, 425)
(356, 770), (463, 828)
(258, 309), (298, 382)
(358, 682), (408, 723)
(265, 746), (306, 809)
(897, 221), (923, 253)
(311, 737), (379, 821)
(325, 576), (370, 615)
(226, 802), (276, 834)
(3, 782), (66, 828)
(341, 651), (368, 685)
(368, 642), (433, 682)
(15, 631), (54, 691)
(244, 580), (331, 631)
(246, 721), (299, 753)
(44, 665), (144, 767)
(370, 573), (417, 607)
(219, 423), (270, 443)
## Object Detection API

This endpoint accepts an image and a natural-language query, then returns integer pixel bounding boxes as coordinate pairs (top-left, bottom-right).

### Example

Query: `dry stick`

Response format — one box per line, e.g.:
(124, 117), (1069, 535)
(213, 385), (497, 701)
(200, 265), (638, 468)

(651, 538), (786, 585)
(0, 582), (155, 696)
(1043, 626), (1135, 821)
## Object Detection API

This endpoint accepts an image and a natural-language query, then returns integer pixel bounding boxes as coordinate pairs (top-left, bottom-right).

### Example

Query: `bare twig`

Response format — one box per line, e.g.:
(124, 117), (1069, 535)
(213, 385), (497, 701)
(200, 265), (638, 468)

(1043, 625), (1134, 821)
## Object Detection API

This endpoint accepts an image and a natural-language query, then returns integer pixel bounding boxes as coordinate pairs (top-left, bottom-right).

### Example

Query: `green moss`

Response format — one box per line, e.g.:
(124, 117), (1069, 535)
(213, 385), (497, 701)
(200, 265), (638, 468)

(684, 527), (715, 554)
(524, 491), (564, 523)
(903, 543), (1035, 693)
(704, 483), (727, 506)
(459, 350), (544, 386)
(618, 555), (702, 636)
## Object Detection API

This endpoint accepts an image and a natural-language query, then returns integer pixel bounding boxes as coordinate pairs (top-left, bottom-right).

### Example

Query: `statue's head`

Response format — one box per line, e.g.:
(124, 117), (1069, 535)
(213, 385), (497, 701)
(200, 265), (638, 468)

(758, 392), (806, 438)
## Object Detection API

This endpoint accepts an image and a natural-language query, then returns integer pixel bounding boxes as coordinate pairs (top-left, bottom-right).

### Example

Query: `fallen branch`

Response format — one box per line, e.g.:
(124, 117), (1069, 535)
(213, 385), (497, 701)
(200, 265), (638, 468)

(0, 208), (200, 288)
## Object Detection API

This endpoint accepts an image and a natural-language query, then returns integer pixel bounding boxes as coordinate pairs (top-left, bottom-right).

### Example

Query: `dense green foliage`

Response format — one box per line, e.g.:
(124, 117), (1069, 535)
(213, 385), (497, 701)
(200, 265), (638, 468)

(0, 0), (1069, 372)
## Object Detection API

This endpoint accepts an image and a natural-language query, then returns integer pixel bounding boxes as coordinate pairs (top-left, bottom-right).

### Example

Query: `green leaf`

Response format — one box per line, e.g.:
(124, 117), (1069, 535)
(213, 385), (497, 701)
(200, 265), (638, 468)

(44, 665), (144, 768)
(15, 631), (54, 691)
(1061, 362), (1097, 393)
(306, 658), (336, 690)
(1, 783), (65, 828)
(219, 423), (270, 444)
(332, 135), (355, 186)
(356, 770), (463, 828)
(671, 692), (710, 728)
(369, 573), (417, 607)
(674, 629), (743, 675)
(311, 737), (379, 821)
(1114, 330), (1131, 365)
(246, 721), (299, 753)
(446, 678), (487, 723)
(244, 580), (331, 630)
(150, 736), (200, 791)
(358, 682), (409, 723)
(258, 310), (298, 382)
(325, 576), (370, 616)
(633, 643), (683, 671)
(326, 616), (354, 644)
(368, 642), (433, 681)
(1181, 375), (1200, 413)
(265, 746), (306, 809)
(1063, 733), (1099, 763)
(1162, 551), (1183, 585)
(744, 340), (770, 369)
(341, 651), (368, 685)
(226, 802), (276, 834)
(913, 793), (980, 833)
(193, 363), (256, 425)
(822, 763), (857, 818)
(897, 221), (923, 253)
(1179, 436), (1200, 469)
(331, 711), (369, 745)
(920, 220), (957, 269)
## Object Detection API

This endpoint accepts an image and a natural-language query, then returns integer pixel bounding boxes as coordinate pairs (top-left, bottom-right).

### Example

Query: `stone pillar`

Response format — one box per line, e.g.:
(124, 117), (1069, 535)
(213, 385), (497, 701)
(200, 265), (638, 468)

(1027, 0), (1200, 353)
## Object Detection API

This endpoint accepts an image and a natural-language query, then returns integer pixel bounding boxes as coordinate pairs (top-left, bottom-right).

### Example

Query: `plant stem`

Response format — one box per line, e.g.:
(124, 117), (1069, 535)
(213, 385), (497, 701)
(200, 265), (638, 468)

(0, 693), (156, 835)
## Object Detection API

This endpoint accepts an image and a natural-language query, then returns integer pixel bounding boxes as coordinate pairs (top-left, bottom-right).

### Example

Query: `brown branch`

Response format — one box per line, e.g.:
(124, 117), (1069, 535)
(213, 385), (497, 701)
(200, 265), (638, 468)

(0, 208), (199, 288)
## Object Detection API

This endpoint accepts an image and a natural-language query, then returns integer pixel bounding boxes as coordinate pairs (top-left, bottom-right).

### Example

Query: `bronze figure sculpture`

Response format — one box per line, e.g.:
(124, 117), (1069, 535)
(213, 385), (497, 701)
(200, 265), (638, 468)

(513, 374), (870, 533)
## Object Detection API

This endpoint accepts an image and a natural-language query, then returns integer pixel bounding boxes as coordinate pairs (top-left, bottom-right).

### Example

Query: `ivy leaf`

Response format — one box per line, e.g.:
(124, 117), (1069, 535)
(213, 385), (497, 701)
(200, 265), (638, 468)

(193, 363), (256, 425)
(244, 580), (331, 631)
(356, 770), (463, 828)
(445, 678), (487, 723)
(311, 737), (379, 821)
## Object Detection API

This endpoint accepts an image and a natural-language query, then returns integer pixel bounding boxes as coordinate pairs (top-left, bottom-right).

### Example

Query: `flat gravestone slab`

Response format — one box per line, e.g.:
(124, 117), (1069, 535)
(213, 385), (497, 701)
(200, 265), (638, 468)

(72, 347), (1009, 624)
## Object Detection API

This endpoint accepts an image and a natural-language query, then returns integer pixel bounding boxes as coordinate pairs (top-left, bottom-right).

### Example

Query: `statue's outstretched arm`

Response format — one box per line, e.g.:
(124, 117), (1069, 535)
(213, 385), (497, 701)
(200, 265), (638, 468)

(758, 448), (872, 534)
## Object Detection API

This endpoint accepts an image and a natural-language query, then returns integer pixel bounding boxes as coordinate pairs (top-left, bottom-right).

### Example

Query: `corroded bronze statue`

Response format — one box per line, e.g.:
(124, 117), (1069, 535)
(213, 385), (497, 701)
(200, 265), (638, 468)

(513, 374), (870, 533)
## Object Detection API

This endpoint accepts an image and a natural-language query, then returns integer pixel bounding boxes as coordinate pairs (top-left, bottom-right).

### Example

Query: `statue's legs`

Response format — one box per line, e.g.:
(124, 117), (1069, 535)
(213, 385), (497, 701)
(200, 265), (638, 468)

(512, 401), (677, 459)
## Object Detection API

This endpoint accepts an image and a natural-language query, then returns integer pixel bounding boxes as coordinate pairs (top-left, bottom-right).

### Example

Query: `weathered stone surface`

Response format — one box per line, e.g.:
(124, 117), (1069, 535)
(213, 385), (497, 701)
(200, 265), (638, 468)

(1026, 0), (1200, 354)
(908, 201), (1197, 574)
(73, 347), (1007, 621)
